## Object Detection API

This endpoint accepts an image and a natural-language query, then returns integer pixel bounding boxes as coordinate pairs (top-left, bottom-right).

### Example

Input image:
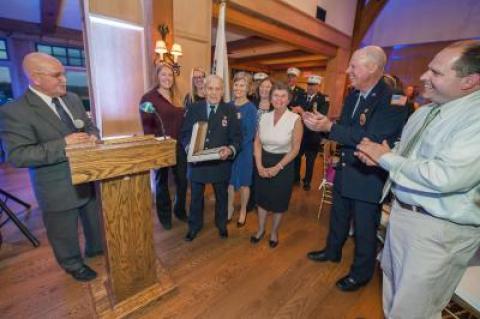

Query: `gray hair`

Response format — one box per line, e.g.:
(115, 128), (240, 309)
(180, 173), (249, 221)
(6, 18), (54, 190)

(357, 45), (387, 72)
(204, 74), (224, 87)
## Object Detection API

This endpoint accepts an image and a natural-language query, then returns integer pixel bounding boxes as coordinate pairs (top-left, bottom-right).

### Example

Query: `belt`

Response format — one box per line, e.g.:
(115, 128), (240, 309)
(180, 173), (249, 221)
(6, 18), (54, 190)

(393, 196), (429, 215)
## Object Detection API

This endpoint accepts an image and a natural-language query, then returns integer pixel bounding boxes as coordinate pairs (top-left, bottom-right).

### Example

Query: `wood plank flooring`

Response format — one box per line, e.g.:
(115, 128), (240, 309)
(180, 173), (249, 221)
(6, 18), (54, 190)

(0, 159), (383, 319)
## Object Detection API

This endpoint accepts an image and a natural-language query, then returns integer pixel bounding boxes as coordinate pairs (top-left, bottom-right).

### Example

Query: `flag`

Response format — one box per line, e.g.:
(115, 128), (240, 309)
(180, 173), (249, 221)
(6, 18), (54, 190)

(212, 0), (230, 102)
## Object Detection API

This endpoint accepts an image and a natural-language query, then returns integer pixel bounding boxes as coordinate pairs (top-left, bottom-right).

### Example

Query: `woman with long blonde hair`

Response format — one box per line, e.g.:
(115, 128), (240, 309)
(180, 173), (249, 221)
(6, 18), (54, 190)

(140, 63), (188, 229)
(183, 67), (206, 110)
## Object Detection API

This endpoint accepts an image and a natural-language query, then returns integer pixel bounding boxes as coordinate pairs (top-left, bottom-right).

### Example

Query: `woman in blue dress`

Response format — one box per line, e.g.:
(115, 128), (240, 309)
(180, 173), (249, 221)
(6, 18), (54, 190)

(228, 72), (257, 226)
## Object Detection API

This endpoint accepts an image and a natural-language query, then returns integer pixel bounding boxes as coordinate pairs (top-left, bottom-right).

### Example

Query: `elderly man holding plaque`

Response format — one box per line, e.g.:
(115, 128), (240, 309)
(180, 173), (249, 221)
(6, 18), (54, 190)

(181, 75), (242, 241)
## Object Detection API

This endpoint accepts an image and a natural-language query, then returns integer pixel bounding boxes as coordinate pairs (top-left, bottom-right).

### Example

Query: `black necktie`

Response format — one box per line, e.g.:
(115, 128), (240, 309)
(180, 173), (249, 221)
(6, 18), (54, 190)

(208, 105), (216, 121)
(351, 95), (365, 119)
(52, 97), (75, 132)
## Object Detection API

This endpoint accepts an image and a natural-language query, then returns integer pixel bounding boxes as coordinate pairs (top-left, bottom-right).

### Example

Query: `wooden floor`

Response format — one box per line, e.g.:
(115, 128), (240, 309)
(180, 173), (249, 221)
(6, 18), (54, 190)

(0, 158), (383, 319)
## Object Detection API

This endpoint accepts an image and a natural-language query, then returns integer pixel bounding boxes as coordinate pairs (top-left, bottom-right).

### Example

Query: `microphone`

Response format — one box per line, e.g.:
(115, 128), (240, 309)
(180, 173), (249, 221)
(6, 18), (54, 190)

(139, 101), (166, 137)
(73, 119), (85, 132)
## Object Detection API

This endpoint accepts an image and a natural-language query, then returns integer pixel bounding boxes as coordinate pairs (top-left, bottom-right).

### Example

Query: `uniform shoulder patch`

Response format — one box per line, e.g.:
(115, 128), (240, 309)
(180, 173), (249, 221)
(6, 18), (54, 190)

(391, 94), (407, 106)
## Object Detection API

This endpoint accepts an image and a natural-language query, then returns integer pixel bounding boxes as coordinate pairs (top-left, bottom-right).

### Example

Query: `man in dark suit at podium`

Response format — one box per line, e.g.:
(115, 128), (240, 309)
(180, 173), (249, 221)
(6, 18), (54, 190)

(303, 46), (408, 291)
(181, 74), (241, 241)
(0, 52), (103, 282)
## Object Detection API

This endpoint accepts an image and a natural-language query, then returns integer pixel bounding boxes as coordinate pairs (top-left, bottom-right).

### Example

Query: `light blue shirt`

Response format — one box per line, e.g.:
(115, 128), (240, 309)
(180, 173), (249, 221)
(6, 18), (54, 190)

(379, 90), (480, 226)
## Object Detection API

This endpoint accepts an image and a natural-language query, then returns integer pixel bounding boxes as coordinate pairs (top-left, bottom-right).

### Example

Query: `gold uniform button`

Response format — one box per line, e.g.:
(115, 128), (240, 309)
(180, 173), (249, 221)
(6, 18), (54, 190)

(341, 152), (345, 156)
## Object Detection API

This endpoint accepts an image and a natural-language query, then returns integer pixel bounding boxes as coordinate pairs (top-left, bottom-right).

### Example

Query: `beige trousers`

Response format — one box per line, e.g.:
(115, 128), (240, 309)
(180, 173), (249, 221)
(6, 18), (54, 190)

(382, 201), (480, 319)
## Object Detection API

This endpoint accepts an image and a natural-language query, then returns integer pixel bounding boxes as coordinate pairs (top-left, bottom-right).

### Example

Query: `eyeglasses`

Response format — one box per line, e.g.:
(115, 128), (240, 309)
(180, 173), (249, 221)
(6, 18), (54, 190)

(34, 71), (66, 79)
(193, 76), (205, 80)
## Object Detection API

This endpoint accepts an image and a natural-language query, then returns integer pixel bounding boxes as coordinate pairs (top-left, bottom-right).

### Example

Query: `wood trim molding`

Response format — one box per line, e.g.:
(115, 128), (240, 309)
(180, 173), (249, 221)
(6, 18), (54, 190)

(41, 0), (63, 33)
(0, 17), (82, 42)
(351, 0), (388, 50)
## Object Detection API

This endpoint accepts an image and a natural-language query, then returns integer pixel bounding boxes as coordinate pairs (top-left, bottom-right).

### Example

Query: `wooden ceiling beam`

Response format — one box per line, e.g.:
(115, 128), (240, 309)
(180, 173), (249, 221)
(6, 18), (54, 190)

(226, 0), (351, 49)
(268, 60), (328, 70)
(351, 0), (388, 50)
(225, 36), (272, 51)
(213, 3), (337, 56)
(41, 0), (63, 33)
(230, 50), (306, 64)
(0, 17), (82, 42)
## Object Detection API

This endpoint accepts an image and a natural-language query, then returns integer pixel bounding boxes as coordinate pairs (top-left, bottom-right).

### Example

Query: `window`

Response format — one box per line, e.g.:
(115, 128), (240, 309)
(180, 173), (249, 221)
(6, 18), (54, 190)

(36, 44), (85, 67)
(0, 39), (8, 60)
(66, 71), (90, 111)
(0, 66), (13, 105)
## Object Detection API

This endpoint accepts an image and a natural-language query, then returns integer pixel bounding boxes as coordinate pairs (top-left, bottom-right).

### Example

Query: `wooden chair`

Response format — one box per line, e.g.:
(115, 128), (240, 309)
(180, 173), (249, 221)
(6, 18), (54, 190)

(317, 140), (337, 220)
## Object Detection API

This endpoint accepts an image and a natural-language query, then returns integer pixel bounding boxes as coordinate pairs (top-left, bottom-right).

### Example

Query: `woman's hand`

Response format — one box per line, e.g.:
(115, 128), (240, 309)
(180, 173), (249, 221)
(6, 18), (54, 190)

(266, 165), (282, 178)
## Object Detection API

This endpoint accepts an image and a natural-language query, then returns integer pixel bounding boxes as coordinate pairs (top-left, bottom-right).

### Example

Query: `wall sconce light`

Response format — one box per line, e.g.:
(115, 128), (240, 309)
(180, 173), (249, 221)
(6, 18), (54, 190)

(155, 24), (182, 75)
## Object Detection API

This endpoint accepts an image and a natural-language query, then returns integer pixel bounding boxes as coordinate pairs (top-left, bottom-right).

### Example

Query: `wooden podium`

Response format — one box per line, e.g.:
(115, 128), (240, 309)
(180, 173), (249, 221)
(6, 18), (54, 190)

(66, 136), (177, 318)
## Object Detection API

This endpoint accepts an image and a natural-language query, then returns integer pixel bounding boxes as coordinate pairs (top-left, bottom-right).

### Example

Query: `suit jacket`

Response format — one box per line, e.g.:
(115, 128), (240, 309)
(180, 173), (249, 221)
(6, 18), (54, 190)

(329, 79), (408, 203)
(302, 93), (329, 151)
(288, 86), (307, 108)
(181, 100), (242, 183)
(0, 90), (99, 212)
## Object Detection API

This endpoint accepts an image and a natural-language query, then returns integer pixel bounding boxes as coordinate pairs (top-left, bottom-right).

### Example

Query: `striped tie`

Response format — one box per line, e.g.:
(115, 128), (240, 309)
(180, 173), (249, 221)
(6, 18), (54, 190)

(380, 106), (441, 202)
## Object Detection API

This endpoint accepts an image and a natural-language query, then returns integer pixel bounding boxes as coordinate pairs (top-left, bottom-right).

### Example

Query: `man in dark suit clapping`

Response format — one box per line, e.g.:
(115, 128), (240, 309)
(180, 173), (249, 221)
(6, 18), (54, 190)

(0, 52), (103, 282)
(181, 75), (241, 241)
(303, 46), (408, 291)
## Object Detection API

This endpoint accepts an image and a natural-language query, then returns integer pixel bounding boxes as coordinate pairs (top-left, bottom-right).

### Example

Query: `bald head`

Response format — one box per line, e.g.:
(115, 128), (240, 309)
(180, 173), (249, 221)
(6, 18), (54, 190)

(355, 46), (387, 72)
(23, 52), (67, 97)
(23, 52), (62, 80)
(347, 46), (387, 92)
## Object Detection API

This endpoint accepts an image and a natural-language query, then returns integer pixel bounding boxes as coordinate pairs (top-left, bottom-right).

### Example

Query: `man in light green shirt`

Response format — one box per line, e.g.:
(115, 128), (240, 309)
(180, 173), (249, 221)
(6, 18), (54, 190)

(356, 40), (480, 318)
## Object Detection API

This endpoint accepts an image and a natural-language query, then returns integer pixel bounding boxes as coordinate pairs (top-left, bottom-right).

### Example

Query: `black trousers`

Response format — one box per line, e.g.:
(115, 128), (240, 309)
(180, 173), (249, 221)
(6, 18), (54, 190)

(155, 144), (188, 225)
(42, 197), (103, 271)
(188, 181), (228, 233)
(294, 147), (318, 186)
(325, 188), (381, 283)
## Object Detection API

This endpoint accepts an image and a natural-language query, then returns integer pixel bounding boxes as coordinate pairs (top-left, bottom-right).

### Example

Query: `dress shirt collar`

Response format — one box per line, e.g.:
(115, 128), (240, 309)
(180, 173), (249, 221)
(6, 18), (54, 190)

(29, 85), (54, 106)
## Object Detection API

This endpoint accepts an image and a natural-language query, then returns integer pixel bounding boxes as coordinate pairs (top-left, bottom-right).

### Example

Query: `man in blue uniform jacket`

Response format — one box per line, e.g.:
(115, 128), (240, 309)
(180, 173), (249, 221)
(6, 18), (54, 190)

(181, 74), (242, 241)
(303, 46), (408, 291)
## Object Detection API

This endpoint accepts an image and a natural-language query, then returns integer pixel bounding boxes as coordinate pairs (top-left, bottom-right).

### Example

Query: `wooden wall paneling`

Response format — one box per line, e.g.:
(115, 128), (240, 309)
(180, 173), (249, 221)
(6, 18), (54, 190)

(385, 41), (452, 89)
(89, 0), (143, 25)
(172, 0), (211, 103)
(324, 48), (350, 119)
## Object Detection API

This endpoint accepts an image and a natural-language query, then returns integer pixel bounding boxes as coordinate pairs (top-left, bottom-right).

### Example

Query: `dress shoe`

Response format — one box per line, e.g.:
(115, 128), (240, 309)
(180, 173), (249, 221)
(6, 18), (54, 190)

(303, 184), (311, 191)
(269, 239), (278, 248)
(85, 250), (104, 258)
(335, 275), (368, 292)
(219, 229), (228, 239)
(306, 250), (340, 263)
(66, 264), (97, 282)
(184, 231), (197, 242)
(250, 232), (265, 244)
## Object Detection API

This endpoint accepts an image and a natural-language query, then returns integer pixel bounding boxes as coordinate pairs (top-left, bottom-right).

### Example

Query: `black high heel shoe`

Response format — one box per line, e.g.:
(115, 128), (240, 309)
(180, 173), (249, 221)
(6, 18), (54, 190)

(269, 239), (279, 248)
(269, 234), (279, 248)
(250, 232), (265, 244)
(237, 212), (247, 228)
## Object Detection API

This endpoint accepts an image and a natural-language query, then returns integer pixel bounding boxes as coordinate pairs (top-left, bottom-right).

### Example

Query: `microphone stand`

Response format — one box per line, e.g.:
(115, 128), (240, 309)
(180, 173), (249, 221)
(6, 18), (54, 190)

(0, 188), (40, 247)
